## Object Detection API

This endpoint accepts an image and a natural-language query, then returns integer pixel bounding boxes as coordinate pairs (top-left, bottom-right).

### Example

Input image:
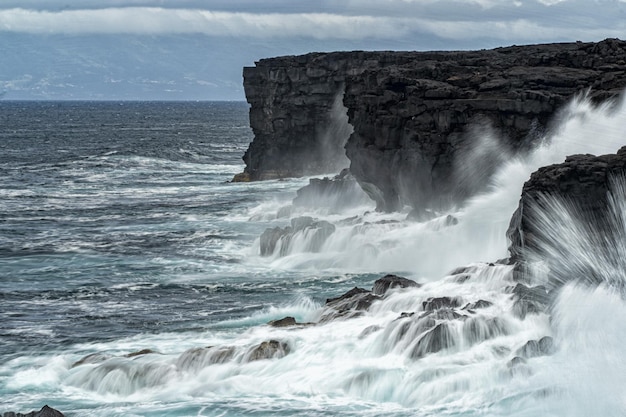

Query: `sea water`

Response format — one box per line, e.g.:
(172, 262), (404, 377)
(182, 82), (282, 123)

(1, 97), (625, 416)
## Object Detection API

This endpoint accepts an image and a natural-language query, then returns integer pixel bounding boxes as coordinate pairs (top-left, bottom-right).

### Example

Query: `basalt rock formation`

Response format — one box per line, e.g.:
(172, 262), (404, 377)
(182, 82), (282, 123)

(507, 146), (626, 288)
(239, 38), (626, 212)
(507, 146), (626, 257)
(2, 406), (64, 417)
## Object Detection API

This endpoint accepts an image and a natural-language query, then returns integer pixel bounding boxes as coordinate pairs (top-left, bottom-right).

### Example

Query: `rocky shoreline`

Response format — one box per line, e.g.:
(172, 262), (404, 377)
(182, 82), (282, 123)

(235, 37), (626, 381)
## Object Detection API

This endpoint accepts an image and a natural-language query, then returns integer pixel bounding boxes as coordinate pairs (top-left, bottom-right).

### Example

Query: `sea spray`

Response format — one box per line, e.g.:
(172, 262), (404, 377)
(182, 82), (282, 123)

(253, 92), (626, 281)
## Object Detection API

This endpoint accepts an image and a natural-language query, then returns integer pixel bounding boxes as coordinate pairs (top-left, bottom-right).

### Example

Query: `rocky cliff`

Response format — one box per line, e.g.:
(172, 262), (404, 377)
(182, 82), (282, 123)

(507, 146), (626, 288)
(239, 39), (626, 212)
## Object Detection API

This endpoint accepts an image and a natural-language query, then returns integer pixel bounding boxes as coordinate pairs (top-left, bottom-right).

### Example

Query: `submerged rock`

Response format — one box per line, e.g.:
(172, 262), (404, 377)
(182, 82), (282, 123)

(124, 348), (158, 358)
(176, 346), (235, 370)
(259, 216), (336, 256)
(292, 169), (371, 211)
(516, 336), (555, 359)
(267, 316), (297, 327)
(2, 405), (64, 417)
(260, 226), (286, 256)
(319, 287), (381, 323)
(422, 296), (462, 312)
(71, 352), (111, 368)
(244, 340), (290, 362)
(372, 274), (420, 296)
(410, 323), (455, 359)
(462, 300), (493, 311)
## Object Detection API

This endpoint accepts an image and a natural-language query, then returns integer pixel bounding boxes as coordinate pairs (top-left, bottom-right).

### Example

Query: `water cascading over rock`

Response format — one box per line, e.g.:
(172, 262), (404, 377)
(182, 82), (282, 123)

(507, 146), (626, 292)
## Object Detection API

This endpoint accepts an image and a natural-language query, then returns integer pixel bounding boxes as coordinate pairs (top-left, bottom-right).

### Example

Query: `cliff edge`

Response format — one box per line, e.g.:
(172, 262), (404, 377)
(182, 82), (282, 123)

(238, 39), (626, 212)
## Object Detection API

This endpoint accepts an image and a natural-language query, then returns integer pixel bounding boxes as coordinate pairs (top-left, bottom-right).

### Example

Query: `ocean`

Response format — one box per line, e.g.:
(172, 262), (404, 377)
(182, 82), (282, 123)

(1, 98), (625, 416)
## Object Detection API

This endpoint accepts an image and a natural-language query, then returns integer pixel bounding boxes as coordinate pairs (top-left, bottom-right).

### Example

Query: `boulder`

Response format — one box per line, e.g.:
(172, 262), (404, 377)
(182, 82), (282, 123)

(267, 316), (297, 327)
(292, 169), (371, 211)
(422, 296), (462, 311)
(319, 287), (381, 323)
(176, 346), (235, 370)
(2, 406), (64, 417)
(71, 352), (111, 368)
(372, 274), (420, 296)
(515, 336), (555, 358)
(259, 216), (336, 256)
(410, 323), (455, 359)
(244, 340), (290, 362)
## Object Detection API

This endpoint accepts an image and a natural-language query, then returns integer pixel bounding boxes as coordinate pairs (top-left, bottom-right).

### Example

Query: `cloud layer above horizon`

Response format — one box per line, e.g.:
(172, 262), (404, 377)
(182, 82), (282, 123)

(1, 0), (625, 44)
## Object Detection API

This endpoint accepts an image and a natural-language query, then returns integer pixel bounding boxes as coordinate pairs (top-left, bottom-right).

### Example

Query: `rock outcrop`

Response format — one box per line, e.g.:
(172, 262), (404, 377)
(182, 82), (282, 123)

(2, 406), (64, 417)
(259, 216), (336, 256)
(372, 274), (420, 296)
(240, 39), (626, 212)
(292, 168), (371, 212)
(507, 146), (626, 288)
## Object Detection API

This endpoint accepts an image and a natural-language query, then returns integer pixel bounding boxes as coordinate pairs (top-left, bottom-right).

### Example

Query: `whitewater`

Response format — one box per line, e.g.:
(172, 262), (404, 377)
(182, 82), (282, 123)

(1, 95), (625, 416)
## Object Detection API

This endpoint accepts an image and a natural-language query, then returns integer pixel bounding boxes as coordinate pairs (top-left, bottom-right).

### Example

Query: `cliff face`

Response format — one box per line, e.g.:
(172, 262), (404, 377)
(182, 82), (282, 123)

(506, 147), (626, 289)
(241, 53), (355, 180)
(507, 146), (626, 261)
(241, 39), (626, 211)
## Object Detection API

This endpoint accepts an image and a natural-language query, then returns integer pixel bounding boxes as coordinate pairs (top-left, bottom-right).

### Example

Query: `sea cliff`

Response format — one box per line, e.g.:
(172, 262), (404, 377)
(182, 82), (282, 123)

(238, 38), (626, 212)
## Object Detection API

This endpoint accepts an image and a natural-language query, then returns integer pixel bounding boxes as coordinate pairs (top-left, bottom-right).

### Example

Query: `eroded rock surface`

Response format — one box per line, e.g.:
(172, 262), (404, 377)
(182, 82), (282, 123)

(241, 39), (626, 212)
(506, 146), (626, 291)
(2, 406), (64, 417)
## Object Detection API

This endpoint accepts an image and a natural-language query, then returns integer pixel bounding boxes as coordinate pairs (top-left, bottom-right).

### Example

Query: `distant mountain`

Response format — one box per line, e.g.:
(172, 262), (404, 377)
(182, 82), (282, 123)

(0, 33), (277, 100)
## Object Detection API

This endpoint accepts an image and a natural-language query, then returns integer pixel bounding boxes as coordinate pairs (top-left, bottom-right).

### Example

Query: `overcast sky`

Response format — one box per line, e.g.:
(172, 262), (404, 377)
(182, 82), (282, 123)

(1, 0), (625, 100)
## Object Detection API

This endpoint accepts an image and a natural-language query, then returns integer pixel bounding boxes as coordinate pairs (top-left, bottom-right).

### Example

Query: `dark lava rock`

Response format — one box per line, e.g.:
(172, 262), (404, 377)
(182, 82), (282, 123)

(124, 349), (158, 358)
(292, 169), (371, 211)
(507, 356), (527, 368)
(241, 39), (626, 214)
(462, 317), (508, 345)
(516, 336), (555, 358)
(410, 323), (455, 359)
(509, 283), (550, 319)
(419, 308), (465, 322)
(245, 340), (290, 362)
(358, 325), (382, 339)
(259, 216), (336, 256)
(71, 352), (111, 368)
(72, 349), (158, 368)
(268, 316), (297, 327)
(3, 406), (64, 417)
(176, 346), (235, 370)
(462, 300), (493, 311)
(260, 226), (286, 256)
(320, 287), (381, 323)
(507, 146), (626, 289)
(372, 274), (420, 296)
(422, 296), (462, 311)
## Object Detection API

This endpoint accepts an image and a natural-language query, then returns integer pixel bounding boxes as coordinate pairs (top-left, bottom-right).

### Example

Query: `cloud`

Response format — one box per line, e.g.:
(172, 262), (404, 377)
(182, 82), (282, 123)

(0, 8), (413, 39)
(0, 1), (623, 43)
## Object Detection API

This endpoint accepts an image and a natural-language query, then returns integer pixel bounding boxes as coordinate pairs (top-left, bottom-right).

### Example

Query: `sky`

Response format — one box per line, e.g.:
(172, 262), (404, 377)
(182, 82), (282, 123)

(1, 0), (625, 100)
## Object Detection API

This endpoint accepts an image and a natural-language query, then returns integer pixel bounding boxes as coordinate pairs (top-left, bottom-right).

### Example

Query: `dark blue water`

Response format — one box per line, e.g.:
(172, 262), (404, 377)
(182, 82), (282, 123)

(0, 101), (352, 358)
